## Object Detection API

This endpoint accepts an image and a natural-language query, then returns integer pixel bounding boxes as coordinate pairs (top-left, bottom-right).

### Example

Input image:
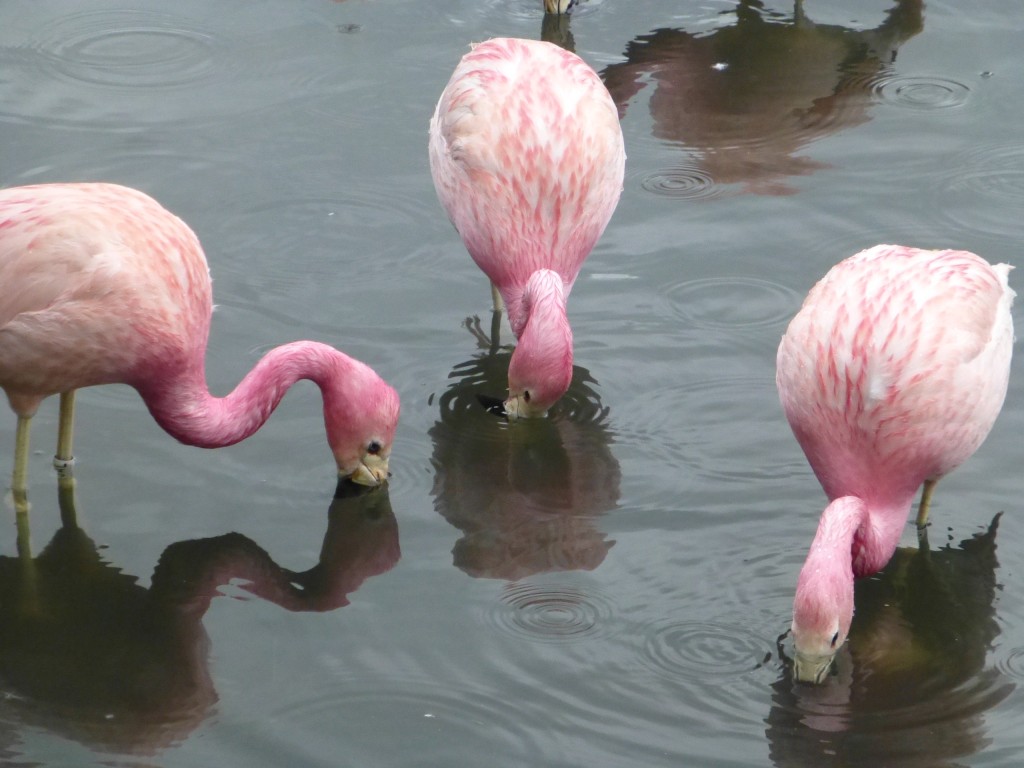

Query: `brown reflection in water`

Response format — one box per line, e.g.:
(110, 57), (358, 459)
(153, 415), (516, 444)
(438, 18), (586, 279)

(767, 515), (1013, 767)
(430, 313), (618, 580)
(600, 0), (924, 195)
(541, 11), (575, 52)
(0, 479), (398, 759)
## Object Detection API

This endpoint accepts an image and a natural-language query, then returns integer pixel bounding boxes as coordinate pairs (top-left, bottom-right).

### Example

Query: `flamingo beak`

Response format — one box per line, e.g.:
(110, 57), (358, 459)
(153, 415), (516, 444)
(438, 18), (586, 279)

(503, 393), (549, 421)
(543, 0), (575, 14)
(346, 453), (390, 487)
(504, 393), (524, 421)
(793, 650), (835, 684)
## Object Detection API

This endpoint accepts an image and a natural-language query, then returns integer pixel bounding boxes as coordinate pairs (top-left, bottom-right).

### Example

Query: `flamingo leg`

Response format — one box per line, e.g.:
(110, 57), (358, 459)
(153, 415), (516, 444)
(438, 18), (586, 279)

(54, 390), (76, 468)
(915, 478), (938, 529)
(916, 518), (931, 550)
(794, 0), (806, 26)
(11, 414), (32, 514)
(56, 462), (79, 529)
(489, 309), (502, 353)
(490, 282), (505, 314)
(15, 494), (41, 616)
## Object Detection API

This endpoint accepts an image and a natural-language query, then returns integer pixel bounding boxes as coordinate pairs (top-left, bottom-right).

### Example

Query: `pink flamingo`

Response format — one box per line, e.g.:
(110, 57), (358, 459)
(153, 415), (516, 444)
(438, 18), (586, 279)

(428, 38), (625, 419)
(777, 244), (1014, 683)
(1, 183), (399, 509)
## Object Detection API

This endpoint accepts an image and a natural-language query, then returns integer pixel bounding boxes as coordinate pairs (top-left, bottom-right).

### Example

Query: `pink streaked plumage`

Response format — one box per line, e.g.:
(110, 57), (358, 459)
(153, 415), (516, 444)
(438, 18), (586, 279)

(429, 37), (625, 419)
(777, 244), (1014, 683)
(1, 183), (399, 504)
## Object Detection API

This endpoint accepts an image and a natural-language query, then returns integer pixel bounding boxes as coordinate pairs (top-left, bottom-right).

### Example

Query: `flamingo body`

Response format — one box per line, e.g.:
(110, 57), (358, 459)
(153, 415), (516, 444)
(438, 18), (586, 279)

(1, 183), (399, 495)
(777, 244), (1014, 682)
(429, 37), (625, 418)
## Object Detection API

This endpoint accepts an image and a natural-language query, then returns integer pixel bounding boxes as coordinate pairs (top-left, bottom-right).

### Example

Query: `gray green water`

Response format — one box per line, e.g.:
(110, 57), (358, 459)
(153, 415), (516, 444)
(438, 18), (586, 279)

(2, 0), (1023, 765)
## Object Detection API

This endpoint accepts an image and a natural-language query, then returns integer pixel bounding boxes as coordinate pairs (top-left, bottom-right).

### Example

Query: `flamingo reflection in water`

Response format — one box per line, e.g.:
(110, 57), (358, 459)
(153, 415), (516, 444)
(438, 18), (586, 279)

(430, 315), (618, 580)
(0, 479), (398, 758)
(768, 517), (1013, 768)
(600, 0), (924, 195)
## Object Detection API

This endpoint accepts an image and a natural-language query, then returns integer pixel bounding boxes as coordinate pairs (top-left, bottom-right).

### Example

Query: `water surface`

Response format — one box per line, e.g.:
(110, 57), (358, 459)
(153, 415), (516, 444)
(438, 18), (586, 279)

(2, 0), (1024, 765)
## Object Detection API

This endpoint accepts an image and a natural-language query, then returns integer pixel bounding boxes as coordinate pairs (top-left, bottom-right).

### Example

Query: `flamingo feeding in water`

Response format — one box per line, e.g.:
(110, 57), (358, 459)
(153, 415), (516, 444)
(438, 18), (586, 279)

(776, 244), (1014, 683)
(1, 183), (399, 509)
(428, 38), (625, 419)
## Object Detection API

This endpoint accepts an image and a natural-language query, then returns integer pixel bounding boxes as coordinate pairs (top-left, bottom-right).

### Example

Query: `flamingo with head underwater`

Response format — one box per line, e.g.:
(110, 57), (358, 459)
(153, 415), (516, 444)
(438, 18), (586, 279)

(1, 183), (399, 510)
(776, 244), (1014, 683)
(428, 37), (625, 419)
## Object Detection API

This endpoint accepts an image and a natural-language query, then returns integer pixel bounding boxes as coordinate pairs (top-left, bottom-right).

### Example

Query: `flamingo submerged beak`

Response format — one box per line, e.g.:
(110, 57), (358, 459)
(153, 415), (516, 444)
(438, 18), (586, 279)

(345, 453), (390, 487)
(474, 393), (550, 421)
(475, 393), (554, 422)
(793, 650), (836, 684)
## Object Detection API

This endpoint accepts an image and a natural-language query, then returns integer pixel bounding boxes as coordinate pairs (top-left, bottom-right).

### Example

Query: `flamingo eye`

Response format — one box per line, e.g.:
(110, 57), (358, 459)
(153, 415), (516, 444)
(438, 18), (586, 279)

(367, 440), (382, 455)
(523, 390), (531, 403)
(830, 632), (839, 648)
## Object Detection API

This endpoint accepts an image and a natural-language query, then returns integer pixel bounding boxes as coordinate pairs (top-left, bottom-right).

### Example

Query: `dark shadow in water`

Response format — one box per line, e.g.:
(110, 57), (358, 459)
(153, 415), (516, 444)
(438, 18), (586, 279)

(430, 313), (618, 580)
(0, 477), (399, 759)
(767, 515), (1014, 767)
(541, 12), (575, 52)
(600, 0), (924, 195)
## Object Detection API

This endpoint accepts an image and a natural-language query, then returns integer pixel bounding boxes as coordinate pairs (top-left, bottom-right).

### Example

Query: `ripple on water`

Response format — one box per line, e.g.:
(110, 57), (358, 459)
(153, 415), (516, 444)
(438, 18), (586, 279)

(639, 163), (733, 201)
(620, 376), (804, 490)
(0, 9), (336, 129)
(994, 646), (1024, 681)
(218, 188), (434, 317)
(270, 677), (547, 765)
(664, 276), (800, 330)
(871, 74), (972, 111)
(482, 580), (618, 644)
(30, 9), (218, 90)
(927, 142), (1024, 240)
(640, 619), (772, 681)
(0, 9), (223, 128)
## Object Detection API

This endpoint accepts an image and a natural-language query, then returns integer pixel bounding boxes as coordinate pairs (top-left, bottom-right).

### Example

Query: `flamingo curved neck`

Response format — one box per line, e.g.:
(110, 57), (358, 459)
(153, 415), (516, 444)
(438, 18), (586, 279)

(515, 271), (573, 370)
(521, 270), (569, 333)
(803, 493), (912, 583)
(504, 269), (568, 338)
(805, 496), (865, 570)
(792, 497), (865, 647)
(138, 341), (355, 449)
(504, 270), (574, 414)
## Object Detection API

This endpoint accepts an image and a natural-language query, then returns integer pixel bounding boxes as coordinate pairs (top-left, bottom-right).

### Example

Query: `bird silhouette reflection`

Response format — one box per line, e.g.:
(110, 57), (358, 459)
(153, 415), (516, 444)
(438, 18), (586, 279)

(0, 478), (399, 758)
(430, 313), (618, 580)
(767, 516), (1013, 768)
(601, 0), (924, 195)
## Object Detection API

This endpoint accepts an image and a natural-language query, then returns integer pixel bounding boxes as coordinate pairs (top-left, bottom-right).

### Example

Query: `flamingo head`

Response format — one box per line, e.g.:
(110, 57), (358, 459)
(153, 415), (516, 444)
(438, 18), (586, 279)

(788, 496), (866, 683)
(505, 270), (573, 421)
(543, 0), (576, 13)
(325, 361), (401, 486)
(790, 542), (856, 684)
